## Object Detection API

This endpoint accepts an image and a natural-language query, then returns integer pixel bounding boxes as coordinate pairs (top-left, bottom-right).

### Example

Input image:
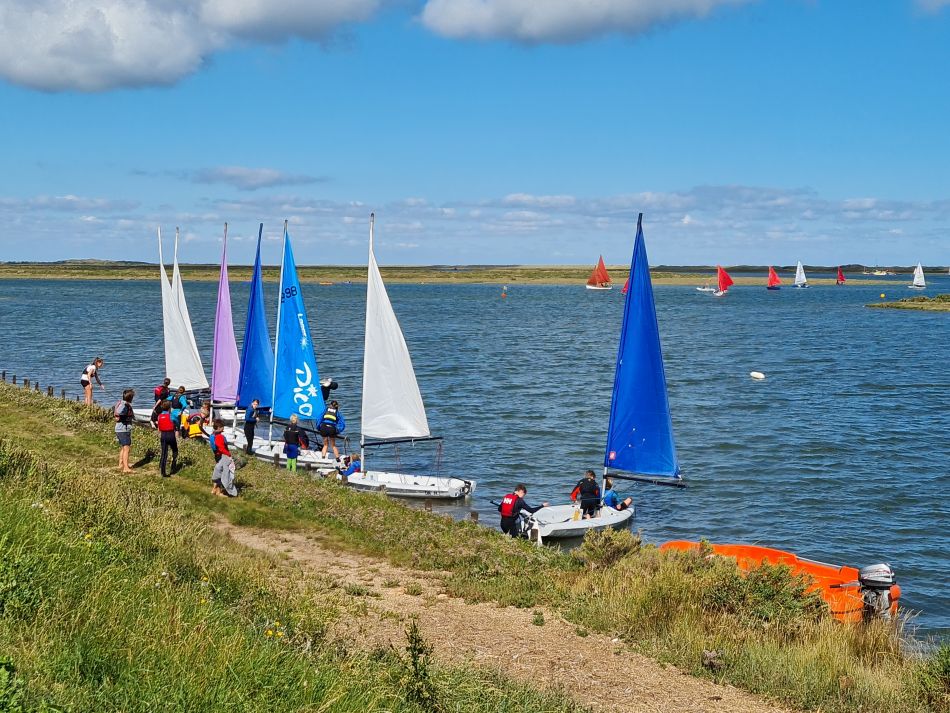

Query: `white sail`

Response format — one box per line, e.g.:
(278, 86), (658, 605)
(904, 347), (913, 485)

(794, 261), (807, 287)
(912, 262), (926, 288)
(159, 227), (208, 390)
(361, 214), (430, 441)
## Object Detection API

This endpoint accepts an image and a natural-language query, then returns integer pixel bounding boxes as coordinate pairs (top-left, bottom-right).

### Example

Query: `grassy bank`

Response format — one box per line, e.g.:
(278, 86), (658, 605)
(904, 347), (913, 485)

(0, 382), (947, 711)
(0, 261), (896, 285)
(867, 294), (950, 312)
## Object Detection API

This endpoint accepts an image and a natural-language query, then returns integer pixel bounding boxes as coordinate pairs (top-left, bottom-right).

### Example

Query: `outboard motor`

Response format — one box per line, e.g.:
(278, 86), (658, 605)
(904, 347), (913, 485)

(859, 564), (900, 621)
(320, 378), (338, 401)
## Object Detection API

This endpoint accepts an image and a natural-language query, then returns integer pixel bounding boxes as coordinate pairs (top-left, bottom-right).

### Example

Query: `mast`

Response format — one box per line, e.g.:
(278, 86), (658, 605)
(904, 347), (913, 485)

(268, 221), (288, 444)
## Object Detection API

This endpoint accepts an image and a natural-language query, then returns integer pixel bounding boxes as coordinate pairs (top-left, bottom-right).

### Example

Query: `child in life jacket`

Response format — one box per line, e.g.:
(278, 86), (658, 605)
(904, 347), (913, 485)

(210, 420), (237, 497)
(155, 399), (178, 478)
(187, 402), (211, 439)
(497, 484), (548, 537)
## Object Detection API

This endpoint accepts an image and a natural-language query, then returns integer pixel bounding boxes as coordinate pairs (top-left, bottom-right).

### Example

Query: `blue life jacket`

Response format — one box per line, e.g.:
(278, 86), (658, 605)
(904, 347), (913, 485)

(602, 489), (619, 509)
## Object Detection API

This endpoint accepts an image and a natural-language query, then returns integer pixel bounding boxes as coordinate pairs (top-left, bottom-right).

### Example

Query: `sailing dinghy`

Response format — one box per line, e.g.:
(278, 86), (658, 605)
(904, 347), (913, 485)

(794, 261), (809, 288)
(713, 265), (734, 297)
(585, 256), (613, 290)
(767, 266), (782, 290)
(135, 227), (208, 423)
(529, 214), (681, 542)
(344, 214), (474, 499)
(210, 223), (241, 421)
(908, 262), (926, 289)
(836, 266), (846, 286)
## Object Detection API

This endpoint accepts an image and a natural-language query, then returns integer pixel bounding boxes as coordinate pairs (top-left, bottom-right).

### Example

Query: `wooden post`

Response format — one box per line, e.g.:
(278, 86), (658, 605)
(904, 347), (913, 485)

(47, 386), (53, 397)
(11, 375), (16, 384)
(379, 484), (387, 494)
(23, 378), (29, 389)
(75, 395), (80, 402)
(273, 453), (280, 469)
(35, 382), (40, 392)
(61, 389), (66, 400)
(424, 499), (432, 512)
(341, 474), (348, 485)
(1, 370), (5, 381)
(469, 511), (479, 524)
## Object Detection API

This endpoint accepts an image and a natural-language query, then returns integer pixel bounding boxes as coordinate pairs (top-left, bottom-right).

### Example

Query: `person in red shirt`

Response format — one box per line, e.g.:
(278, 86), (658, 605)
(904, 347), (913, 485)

(155, 399), (178, 477)
(210, 420), (237, 497)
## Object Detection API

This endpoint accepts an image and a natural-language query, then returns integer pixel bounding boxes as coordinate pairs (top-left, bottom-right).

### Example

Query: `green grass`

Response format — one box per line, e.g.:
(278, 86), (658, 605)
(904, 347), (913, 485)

(867, 294), (950, 312)
(0, 382), (947, 712)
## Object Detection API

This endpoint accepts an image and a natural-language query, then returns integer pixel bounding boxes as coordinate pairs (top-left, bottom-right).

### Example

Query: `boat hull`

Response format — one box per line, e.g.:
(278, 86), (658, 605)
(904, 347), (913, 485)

(696, 287), (715, 292)
(766, 286), (781, 290)
(908, 285), (926, 290)
(341, 470), (475, 500)
(529, 504), (633, 540)
(794, 284), (809, 289)
(585, 285), (613, 291)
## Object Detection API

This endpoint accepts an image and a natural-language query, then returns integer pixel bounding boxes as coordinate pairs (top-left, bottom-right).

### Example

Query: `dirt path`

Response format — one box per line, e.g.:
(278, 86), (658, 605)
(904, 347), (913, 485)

(221, 524), (790, 713)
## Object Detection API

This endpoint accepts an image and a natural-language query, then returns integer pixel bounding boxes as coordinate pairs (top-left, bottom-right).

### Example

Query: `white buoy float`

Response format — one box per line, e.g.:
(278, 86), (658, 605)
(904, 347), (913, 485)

(750, 371), (766, 380)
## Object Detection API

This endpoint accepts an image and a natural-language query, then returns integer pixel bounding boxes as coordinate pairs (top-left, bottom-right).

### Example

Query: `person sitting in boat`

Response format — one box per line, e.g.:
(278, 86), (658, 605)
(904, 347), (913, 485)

(318, 400), (345, 461)
(601, 478), (632, 511)
(187, 402), (211, 439)
(153, 377), (171, 403)
(336, 453), (361, 477)
(498, 484), (548, 538)
(570, 470), (602, 519)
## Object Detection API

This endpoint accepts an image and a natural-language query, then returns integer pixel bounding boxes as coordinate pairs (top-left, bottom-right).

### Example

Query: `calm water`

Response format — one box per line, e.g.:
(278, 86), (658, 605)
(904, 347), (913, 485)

(1, 274), (948, 636)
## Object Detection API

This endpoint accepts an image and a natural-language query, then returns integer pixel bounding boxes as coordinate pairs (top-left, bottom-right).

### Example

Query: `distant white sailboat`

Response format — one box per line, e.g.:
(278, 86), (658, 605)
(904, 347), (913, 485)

(347, 214), (474, 499)
(794, 261), (809, 288)
(908, 262), (926, 290)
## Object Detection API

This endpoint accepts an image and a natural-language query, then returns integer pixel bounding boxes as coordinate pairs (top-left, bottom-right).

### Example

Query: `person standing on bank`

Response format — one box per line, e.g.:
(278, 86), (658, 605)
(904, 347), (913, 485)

(318, 400), (345, 461)
(155, 400), (178, 477)
(243, 399), (260, 455)
(114, 388), (135, 473)
(283, 414), (302, 473)
(498, 484), (548, 537)
(210, 420), (237, 497)
(81, 357), (104, 406)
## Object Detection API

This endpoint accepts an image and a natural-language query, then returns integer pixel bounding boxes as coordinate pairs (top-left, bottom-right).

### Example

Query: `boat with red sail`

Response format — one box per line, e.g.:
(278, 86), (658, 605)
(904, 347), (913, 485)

(713, 265), (734, 297)
(767, 266), (782, 290)
(836, 266), (846, 285)
(586, 255), (613, 290)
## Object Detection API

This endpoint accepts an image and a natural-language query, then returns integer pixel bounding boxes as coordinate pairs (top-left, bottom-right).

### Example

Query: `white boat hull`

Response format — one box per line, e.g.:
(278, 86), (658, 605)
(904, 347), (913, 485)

(229, 431), (339, 469)
(341, 470), (475, 500)
(713, 290), (727, 297)
(696, 286), (715, 292)
(908, 285), (926, 290)
(529, 504), (633, 540)
(794, 284), (809, 289)
(586, 285), (613, 291)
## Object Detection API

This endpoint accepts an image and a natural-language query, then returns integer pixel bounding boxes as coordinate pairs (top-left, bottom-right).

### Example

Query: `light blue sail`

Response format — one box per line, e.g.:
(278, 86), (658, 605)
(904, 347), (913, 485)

(236, 224), (275, 409)
(603, 214), (680, 480)
(272, 226), (325, 421)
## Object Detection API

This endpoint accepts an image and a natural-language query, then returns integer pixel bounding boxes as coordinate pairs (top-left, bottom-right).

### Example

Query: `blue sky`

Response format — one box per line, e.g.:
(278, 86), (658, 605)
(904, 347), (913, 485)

(1, 0), (949, 266)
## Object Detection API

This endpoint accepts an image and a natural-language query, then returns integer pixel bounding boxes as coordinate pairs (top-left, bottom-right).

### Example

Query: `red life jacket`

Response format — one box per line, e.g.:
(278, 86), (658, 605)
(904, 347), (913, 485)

(499, 493), (519, 517)
(154, 386), (165, 399)
(157, 412), (175, 432)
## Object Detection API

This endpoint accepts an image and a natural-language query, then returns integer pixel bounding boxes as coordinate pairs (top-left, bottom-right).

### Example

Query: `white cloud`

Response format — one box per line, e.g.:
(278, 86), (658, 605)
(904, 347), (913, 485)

(419, 0), (752, 42)
(190, 166), (324, 191)
(0, 0), (382, 92)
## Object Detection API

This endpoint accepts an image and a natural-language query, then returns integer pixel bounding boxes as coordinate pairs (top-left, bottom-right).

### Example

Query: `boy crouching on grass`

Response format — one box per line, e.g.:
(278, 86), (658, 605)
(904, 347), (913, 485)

(210, 419), (238, 498)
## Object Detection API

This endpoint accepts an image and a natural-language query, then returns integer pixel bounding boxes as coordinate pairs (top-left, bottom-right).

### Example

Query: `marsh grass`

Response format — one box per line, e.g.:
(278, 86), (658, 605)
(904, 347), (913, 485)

(0, 383), (945, 712)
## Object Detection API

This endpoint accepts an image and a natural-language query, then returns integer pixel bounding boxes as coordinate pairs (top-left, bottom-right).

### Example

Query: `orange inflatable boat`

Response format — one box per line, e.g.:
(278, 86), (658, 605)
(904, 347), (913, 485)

(660, 541), (901, 623)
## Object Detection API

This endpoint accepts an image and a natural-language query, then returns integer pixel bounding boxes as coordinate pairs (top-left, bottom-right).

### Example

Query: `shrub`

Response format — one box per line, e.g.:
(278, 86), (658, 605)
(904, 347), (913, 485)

(572, 528), (641, 569)
(914, 644), (950, 711)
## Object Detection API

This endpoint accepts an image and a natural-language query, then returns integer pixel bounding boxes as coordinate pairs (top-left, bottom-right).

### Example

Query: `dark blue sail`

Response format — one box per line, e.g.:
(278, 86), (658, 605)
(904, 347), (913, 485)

(603, 214), (680, 480)
(236, 224), (275, 409)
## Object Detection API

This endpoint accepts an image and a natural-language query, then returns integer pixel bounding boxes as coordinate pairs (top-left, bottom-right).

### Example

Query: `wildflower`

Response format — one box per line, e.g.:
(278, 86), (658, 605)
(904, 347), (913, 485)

(276, 631), (284, 638)
(266, 629), (274, 637)
(200, 599), (208, 605)
(274, 620), (281, 627)
(84, 533), (92, 540)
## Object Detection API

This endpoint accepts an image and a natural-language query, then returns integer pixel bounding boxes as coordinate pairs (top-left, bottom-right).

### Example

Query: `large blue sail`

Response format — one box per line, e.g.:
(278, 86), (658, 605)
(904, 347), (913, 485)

(272, 226), (325, 421)
(603, 214), (680, 479)
(236, 224), (275, 408)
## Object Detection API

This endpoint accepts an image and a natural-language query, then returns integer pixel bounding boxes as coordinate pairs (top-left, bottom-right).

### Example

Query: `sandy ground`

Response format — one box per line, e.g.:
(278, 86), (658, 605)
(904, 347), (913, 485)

(221, 523), (790, 713)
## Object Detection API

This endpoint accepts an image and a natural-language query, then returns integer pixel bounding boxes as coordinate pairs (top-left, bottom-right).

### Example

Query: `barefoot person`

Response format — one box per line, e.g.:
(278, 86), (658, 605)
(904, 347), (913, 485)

(80, 357), (104, 406)
(602, 478), (633, 511)
(114, 388), (135, 473)
(210, 420), (237, 497)
(570, 469), (601, 519)
(318, 400), (345, 461)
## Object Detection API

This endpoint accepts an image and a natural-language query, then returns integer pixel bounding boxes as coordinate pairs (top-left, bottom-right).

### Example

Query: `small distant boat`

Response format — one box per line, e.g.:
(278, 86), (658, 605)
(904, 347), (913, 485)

(794, 261), (809, 288)
(767, 266), (782, 290)
(872, 269), (887, 276)
(585, 255), (613, 290)
(836, 266), (846, 286)
(529, 214), (681, 542)
(696, 279), (715, 293)
(908, 262), (926, 289)
(660, 541), (901, 623)
(713, 265), (733, 297)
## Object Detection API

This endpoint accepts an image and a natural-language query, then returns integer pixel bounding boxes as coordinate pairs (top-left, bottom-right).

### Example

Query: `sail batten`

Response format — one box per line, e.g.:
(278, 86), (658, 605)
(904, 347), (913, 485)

(211, 223), (240, 402)
(271, 225), (324, 421)
(236, 224), (275, 408)
(159, 227), (208, 390)
(362, 213), (430, 441)
(603, 214), (679, 479)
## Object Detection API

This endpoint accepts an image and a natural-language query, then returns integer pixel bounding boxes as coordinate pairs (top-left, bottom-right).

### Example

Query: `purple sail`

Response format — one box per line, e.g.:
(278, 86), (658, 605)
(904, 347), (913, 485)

(211, 223), (240, 402)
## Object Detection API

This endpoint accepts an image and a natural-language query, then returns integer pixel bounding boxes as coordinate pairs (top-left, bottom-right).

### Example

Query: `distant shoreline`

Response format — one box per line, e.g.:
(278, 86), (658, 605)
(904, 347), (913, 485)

(0, 261), (911, 286)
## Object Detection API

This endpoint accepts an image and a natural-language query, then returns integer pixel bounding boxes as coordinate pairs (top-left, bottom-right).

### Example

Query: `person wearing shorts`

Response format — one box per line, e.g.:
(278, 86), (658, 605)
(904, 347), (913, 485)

(318, 400), (345, 461)
(114, 388), (135, 473)
(80, 357), (104, 406)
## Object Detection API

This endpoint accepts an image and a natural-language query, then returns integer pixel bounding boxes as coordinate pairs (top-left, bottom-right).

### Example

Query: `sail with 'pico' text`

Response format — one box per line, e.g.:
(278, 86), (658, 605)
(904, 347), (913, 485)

(236, 224), (275, 408)
(271, 223), (325, 420)
(604, 214), (680, 484)
(211, 223), (240, 402)
(158, 227), (208, 390)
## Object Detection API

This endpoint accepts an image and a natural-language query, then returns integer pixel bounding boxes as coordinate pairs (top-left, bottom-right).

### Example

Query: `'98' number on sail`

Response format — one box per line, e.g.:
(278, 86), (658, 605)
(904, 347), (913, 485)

(282, 286), (298, 303)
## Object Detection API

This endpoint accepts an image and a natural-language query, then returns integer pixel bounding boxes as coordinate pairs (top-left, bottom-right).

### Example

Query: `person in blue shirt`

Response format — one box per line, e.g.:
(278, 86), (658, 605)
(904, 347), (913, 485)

(602, 478), (633, 511)
(169, 387), (188, 438)
(318, 400), (345, 461)
(243, 399), (260, 455)
(338, 453), (361, 477)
